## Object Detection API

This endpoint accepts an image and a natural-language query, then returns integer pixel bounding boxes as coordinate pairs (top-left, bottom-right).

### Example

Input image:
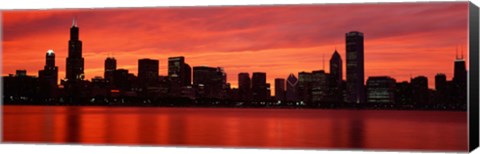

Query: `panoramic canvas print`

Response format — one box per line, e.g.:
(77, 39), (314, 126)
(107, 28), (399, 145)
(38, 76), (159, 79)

(1, 2), (473, 152)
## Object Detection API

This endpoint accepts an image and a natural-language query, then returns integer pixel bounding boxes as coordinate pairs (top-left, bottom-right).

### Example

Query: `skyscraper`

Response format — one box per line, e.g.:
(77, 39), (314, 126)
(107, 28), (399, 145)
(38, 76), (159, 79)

(453, 57), (467, 87)
(452, 54), (467, 105)
(104, 57), (117, 82)
(138, 58), (159, 84)
(329, 49), (343, 87)
(435, 73), (447, 92)
(39, 49), (58, 85)
(252, 72), (267, 101)
(298, 71), (313, 102)
(238, 73), (251, 101)
(38, 50), (59, 97)
(345, 31), (365, 103)
(286, 73), (298, 102)
(65, 19), (84, 81)
(274, 78), (285, 101)
(168, 56), (191, 86)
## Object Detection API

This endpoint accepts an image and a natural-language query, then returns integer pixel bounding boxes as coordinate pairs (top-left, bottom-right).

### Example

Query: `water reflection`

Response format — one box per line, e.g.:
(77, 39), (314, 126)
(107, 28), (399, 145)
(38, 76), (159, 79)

(3, 106), (468, 151)
(66, 107), (80, 143)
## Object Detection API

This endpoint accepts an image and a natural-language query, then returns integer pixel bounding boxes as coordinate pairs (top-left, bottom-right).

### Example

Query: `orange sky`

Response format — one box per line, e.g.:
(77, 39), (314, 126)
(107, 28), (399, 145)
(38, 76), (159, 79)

(1, 2), (469, 90)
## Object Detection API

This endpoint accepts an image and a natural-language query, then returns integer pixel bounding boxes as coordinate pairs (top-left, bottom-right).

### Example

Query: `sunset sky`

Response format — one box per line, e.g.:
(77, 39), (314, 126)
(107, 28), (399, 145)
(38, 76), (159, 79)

(1, 2), (469, 90)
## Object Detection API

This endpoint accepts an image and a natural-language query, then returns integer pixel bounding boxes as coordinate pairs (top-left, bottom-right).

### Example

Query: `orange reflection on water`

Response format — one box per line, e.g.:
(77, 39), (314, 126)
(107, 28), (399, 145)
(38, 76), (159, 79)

(2, 106), (467, 151)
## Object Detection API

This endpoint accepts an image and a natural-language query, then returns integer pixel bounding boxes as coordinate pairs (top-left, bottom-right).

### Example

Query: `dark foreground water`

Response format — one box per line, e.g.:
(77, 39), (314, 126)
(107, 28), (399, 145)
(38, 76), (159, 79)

(2, 105), (467, 151)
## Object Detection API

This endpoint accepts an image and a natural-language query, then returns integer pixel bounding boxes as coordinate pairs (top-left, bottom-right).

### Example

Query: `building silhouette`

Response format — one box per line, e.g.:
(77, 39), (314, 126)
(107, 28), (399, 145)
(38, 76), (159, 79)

(329, 50), (344, 103)
(38, 50), (59, 98)
(434, 73), (448, 104)
(112, 69), (131, 92)
(238, 73), (251, 101)
(297, 71), (313, 102)
(193, 66), (225, 99)
(4, 70), (40, 101)
(39, 50), (59, 84)
(435, 73), (447, 92)
(330, 49), (342, 87)
(104, 57), (117, 82)
(138, 58), (159, 85)
(452, 54), (467, 105)
(395, 81), (412, 105)
(453, 56), (467, 85)
(286, 73), (298, 102)
(251, 72), (268, 101)
(311, 70), (329, 104)
(168, 56), (192, 86)
(366, 76), (396, 103)
(274, 78), (286, 101)
(65, 19), (85, 81)
(411, 76), (429, 104)
(345, 31), (365, 104)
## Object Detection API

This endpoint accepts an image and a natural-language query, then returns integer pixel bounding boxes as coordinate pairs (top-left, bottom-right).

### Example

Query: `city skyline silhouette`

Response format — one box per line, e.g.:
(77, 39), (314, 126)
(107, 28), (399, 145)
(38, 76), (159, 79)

(2, 16), (468, 110)
(2, 2), (469, 92)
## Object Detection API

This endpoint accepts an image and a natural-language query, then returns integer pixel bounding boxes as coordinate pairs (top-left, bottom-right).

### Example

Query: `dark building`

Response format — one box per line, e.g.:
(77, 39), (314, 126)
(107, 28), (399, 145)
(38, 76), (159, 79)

(453, 58), (467, 86)
(329, 49), (343, 87)
(193, 66), (225, 99)
(63, 19), (87, 100)
(4, 71), (39, 102)
(274, 78), (285, 101)
(298, 71), (313, 103)
(251, 72), (267, 101)
(452, 56), (467, 105)
(434, 73), (448, 104)
(395, 81), (412, 105)
(286, 73), (298, 102)
(39, 50), (59, 84)
(91, 76), (109, 97)
(38, 50), (59, 98)
(328, 50), (344, 103)
(311, 70), (329, 104)
(104, 57), (117, 82)
(138, 58), (159, 84)
(66, 19), (84, 81)
(411, 76), (429, 104)
(238, 73), (251, 101)
(168, 56), (191, 86)
(366, 76), (396, 103)
(345, 31), (365, 104)
(435, 73), (447, 92)
(113, 69), (131, 92)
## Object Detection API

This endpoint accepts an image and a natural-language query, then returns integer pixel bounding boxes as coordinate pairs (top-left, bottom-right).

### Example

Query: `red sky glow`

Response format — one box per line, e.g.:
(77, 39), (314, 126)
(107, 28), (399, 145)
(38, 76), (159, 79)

(1, 2), (469, 90)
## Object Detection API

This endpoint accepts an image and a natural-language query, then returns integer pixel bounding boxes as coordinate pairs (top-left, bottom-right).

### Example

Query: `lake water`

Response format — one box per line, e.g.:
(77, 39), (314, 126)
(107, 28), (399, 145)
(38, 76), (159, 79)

(2, 105), (468, 152)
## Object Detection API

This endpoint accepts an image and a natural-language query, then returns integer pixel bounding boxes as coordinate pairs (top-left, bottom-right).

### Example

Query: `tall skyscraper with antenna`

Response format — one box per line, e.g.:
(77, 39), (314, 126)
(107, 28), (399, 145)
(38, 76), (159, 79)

(66, 18), (85, 81)
(453, 47), (467, 85)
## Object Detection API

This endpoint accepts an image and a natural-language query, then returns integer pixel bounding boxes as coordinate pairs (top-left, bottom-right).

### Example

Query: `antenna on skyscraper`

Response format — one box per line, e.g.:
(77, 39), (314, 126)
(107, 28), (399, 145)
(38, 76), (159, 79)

(461, 46), (464, 59)
(456, 46), (459, 59)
